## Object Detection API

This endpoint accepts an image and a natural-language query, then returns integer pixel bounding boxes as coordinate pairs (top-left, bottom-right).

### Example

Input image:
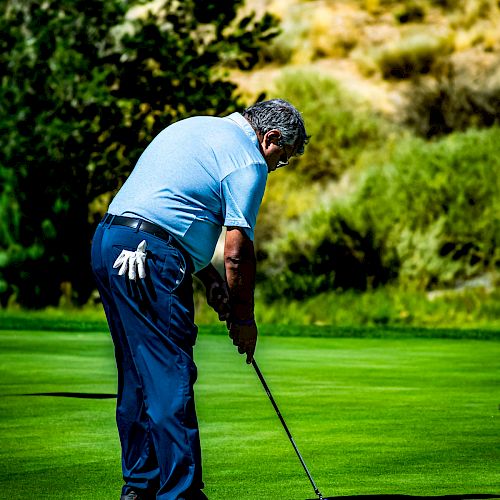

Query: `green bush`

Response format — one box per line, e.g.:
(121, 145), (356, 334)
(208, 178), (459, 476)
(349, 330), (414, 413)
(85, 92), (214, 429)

(402, 59), (500, 138)
(259, 200), (393, 300)
(353, 126), (500, 289)
(253, 170), (324, 258)
(260, 126), (500, 296)
(260, 5), (361, 66)
(374, 29), (453, 79)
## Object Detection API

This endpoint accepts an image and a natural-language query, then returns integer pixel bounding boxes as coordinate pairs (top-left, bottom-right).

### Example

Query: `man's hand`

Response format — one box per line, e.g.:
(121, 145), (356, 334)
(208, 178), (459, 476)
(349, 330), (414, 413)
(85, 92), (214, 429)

(113, 240), (147, 280)
(195, 264), (230, 322)
(206, 280), (230, 321)
(228, 320), (257, 364)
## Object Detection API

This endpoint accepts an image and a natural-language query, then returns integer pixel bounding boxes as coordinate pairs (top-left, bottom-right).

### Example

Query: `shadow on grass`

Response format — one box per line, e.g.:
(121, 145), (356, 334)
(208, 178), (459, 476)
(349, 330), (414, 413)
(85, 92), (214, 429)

(311, 495), (500, 499)
(21, 392), (117, 399)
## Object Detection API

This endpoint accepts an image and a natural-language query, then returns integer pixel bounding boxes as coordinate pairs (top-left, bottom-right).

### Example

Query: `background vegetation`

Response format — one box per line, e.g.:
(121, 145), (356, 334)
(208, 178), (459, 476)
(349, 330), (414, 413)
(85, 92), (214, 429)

(0, 0), (499, 327)
(0, 0), (277, 307)
(248, 0), (500, 326)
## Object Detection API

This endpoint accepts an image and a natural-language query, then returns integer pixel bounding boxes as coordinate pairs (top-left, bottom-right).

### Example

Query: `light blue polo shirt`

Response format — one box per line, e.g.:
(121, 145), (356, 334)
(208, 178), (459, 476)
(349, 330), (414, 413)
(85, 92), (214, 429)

(108, 113), (268, 272)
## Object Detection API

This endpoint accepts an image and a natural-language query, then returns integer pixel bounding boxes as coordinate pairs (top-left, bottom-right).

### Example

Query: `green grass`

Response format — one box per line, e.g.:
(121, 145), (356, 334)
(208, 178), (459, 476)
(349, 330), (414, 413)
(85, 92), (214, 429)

(0, 325), (499, 499)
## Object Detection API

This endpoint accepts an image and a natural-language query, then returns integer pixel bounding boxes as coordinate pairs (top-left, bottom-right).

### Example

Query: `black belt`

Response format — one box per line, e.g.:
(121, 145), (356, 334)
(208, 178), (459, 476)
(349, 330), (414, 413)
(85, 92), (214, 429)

(102, 213), (192, 270)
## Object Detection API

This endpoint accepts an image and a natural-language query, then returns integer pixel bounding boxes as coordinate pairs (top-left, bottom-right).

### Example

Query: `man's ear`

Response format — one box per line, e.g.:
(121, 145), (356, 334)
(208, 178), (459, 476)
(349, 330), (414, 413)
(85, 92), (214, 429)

(264, 129), (281, 146)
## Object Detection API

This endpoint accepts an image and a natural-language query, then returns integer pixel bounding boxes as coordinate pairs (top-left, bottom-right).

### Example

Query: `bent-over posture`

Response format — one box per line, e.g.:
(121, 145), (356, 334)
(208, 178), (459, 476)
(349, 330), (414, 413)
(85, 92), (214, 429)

(91, 99), (308, 500)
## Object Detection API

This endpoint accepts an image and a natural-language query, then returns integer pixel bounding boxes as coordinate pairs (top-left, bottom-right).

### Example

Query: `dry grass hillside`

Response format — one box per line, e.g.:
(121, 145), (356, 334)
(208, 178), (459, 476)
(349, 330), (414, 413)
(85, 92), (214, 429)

(233, 0), (500, 117)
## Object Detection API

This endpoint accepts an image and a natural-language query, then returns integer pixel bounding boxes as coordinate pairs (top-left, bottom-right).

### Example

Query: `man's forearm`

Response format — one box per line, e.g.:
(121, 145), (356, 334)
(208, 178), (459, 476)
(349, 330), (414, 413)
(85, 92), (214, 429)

(224, 228), (256, 321)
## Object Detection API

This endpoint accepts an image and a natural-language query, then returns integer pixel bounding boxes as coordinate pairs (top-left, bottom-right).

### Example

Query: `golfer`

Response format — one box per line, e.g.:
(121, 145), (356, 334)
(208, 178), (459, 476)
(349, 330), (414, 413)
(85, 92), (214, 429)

(91, 99), (308, 500)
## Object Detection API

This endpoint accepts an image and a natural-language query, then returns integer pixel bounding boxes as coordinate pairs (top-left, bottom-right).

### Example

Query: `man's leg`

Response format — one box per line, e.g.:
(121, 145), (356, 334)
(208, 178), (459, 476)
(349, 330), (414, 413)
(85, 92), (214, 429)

(100, 225), (205, 499)
(105, 295), (160, 497)
(92, 224), (160, 497)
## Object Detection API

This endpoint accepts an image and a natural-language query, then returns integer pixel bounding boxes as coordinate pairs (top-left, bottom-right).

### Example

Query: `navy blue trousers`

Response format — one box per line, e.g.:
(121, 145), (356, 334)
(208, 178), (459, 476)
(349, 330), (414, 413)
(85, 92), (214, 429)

(91, 221), (206, 499)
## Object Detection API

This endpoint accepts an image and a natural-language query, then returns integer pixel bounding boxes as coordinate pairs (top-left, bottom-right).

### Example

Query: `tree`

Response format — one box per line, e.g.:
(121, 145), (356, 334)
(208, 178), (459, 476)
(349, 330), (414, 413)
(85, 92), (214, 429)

(0, 0), (278, 307)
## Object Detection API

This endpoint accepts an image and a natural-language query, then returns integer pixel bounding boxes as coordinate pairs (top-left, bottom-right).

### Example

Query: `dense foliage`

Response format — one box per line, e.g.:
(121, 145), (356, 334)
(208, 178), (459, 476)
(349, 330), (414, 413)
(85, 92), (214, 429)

(0, 0), (278, 307)
(261, 125), (500, 297)
(1, 0), (498, 316)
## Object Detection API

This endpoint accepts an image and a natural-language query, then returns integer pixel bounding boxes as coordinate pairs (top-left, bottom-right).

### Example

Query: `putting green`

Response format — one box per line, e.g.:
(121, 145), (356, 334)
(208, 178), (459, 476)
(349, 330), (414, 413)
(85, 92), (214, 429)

(0, 327), (499, 499)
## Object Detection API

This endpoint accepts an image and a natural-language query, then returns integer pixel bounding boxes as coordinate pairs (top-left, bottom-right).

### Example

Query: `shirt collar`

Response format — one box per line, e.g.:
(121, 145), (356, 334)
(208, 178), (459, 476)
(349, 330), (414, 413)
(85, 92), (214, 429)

(224, 112), (259, 148)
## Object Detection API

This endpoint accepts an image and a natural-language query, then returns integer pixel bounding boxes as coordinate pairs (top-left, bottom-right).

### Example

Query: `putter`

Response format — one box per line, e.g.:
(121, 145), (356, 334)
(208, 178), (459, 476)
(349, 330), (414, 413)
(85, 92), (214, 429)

(252, 359), (325, 500)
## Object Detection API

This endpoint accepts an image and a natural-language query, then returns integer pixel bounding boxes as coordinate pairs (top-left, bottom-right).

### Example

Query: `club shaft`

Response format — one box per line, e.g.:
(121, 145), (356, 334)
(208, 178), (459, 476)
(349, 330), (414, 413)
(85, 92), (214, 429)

(252, 359), (324, 500)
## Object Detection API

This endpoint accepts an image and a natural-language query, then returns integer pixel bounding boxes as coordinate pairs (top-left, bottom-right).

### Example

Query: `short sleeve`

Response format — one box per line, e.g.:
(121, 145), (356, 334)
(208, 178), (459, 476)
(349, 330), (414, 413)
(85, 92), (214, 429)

(221, 163), (267, 240)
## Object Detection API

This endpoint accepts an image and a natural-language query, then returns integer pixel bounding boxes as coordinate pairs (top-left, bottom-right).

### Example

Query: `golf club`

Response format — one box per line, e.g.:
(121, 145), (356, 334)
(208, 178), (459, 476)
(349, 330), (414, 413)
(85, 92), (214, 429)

(252, 359), (325, 500)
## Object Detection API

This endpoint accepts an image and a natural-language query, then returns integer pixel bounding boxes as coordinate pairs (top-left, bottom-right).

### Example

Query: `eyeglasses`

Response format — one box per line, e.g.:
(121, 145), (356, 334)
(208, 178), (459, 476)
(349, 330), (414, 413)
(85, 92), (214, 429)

(277, 141), (293, 169)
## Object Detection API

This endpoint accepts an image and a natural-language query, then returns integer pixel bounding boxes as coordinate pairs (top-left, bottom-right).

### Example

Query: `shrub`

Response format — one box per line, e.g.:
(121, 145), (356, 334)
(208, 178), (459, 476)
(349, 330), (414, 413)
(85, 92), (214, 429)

(362, 0), (402, 14)
(347, 126), (500, 289)
(260, 126), (500, 296)
(307, 6), (362, 59)
(374, 28), (454, 79)
(402, 57), (500, 137)
(260, 4), (362, 65)
(259, 203), (392, 300)
(253, 170), (324, 259)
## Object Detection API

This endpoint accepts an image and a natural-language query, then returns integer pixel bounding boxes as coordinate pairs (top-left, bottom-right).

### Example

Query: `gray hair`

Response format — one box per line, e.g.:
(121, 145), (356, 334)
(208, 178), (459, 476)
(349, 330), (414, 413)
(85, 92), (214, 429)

(243, 99), (309, 155)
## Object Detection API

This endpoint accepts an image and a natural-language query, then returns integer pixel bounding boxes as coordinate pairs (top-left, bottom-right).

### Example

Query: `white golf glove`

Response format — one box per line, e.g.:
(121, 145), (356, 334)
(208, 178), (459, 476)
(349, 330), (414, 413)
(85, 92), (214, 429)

(113, 240), (148, 280)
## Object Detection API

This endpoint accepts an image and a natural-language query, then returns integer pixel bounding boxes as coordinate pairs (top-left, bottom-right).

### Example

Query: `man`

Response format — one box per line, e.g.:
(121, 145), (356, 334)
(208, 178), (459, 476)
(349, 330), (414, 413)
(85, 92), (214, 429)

(91, 99), (308, 499)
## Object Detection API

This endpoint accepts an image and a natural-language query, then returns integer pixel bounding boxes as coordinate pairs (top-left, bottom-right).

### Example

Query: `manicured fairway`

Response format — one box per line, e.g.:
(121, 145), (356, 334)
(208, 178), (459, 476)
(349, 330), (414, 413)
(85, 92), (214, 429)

(0, 326), (499, 499)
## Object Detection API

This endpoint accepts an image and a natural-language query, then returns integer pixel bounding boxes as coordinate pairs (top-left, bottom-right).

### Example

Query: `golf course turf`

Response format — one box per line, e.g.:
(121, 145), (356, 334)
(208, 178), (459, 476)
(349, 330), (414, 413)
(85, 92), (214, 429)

(0, 324), (498, 499)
